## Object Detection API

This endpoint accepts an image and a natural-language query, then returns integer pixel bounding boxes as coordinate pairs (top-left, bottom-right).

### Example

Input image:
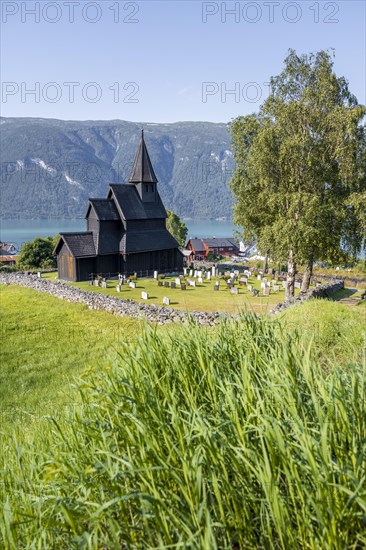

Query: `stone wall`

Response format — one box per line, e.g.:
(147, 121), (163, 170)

(270, 280), (344, 315)
(0, 273), (345, 323)
(0, 273), (221, 326)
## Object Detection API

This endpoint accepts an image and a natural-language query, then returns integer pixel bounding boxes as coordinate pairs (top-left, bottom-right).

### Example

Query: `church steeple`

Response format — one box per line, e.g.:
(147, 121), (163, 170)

(129, 129), (158, 185)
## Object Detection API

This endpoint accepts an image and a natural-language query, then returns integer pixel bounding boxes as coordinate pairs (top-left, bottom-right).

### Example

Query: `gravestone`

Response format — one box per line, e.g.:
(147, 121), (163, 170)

(101, 281), (107, 289)
(273, 285), (280, 291)
(189, 280), (196, 287)
(183, 267), (188, 275)
(189, 270), (193, 277)
(213, 285), (219, 291)
(266, 282), (271, 287)
(175, 278), (180, 285)
(194, 270), (198, 278)
(261, 282), (266, 290)
(198, 277), (203, 284)
(154, 271), (158, 279)
(247, 284), (253, 292)
(239, 277), (247, 285)
(263, 287), (270, 296)
(257, 275), (262, 281)
(163, 296), (170, 306)
(234, 270), (239, 275)
(37, 271), (41, 278)
(231, 287), (239, 295)
(181, 283), (186, 290)
(171, 282), (176, 289)
(158, 281), (163, 287)
(212, 266), (216, 276)
(116, 285), (121, 292)
(282, 281), (287, 288)
(206, 272), (211, 280)
(141, 292), (149, 300)
(164, 281), (170, 288)
(252, 289), (259, 297)
(295, 282), (301, 289)
(262, 277), (267, 283)
(94, 280), (99, 287)
(88, 280), (93, 286)
(197, 271), (202, 278)
(129, 281), (136, 289)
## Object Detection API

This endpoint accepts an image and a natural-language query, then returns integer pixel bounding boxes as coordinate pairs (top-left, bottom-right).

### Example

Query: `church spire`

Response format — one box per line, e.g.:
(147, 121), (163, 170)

(128, 129), (158, 184)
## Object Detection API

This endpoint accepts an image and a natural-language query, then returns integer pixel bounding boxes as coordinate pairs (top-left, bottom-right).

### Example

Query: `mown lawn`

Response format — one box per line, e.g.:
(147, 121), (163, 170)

(0, 285), (147, 432)
(43, 271), (298, 314)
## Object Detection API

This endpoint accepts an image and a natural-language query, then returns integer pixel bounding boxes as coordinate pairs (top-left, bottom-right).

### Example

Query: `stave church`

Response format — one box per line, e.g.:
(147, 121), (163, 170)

(54, 131), (183, 281)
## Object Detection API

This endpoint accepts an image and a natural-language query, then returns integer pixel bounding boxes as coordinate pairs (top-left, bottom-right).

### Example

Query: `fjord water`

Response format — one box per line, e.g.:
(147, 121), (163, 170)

(0, 219), (239, 249)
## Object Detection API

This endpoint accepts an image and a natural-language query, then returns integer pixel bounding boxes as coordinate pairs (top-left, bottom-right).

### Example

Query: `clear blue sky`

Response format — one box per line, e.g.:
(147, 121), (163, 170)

(1, 0), (365, 123)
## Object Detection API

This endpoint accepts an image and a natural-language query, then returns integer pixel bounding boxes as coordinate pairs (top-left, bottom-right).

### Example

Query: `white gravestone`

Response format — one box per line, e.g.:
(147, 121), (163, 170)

(37, 271), (41, 278)
(163, 296), (170, 306)
(197, 271), (202, 277)
(141, 291), (149, 300)
(257, 275), (262, 280)
(154, 271), (158, 279)
(116, 285), (121, 292)
(194, 270), (198, 278)
(183, 267), (188, 275)
(189, 280), (196, 287)
(231, 287), (239, 295)
(206, 272), (211, 280)
(189, 270), (193, 277)
(198, 277), (203, 284)
(101, 281), (107, 289)
(263, 287), (270, 296)
(175, 278), (181, 285)
(261, 282), (266, 290)
(247, 284), (253, 292)
(94, 280), (99, 287)
(129, 281), (136, 289)
(212, 266), (216, 276)
(295, 282), (301, 289)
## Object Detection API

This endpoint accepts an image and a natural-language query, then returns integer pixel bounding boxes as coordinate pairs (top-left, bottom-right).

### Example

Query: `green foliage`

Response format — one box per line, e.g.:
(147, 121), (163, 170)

(166, 209), (188, 246)
(17, 235), (59, 269)
(1, 313), (365, 548)
(230, 49), (366, 296)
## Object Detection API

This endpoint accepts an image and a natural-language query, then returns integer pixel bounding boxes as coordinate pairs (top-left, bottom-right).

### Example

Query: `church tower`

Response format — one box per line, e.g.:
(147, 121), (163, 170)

(128, 129), (158, 203)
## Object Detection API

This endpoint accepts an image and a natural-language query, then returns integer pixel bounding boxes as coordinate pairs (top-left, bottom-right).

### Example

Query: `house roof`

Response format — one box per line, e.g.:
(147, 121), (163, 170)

(109, 184), (167, 220)
(203, 238), (238, 248)
(0, 242), (17, 254)
(128, 130), (158, 184)
(86, 199), (120, 221)
(0, 255), (19, 262)
(188, 239), (206, 253)
(120, 229), (178, 254)
(54, 232), (96, 258)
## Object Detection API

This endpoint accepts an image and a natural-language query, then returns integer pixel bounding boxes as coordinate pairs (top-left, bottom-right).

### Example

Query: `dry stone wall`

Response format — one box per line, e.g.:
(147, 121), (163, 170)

(0, 273), (345, 323)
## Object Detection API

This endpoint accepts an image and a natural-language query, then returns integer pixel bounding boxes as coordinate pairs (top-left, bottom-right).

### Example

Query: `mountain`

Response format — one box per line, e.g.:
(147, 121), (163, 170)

(0, 117), (235, 220)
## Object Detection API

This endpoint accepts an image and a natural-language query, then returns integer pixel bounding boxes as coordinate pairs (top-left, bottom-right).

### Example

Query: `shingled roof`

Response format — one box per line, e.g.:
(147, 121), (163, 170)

(54, 232), (96, 258)
(86, 199), (120, 221)
(108, 184), (167, 220)
(128, 130), (158, 184)
(120, 230), (178, 254)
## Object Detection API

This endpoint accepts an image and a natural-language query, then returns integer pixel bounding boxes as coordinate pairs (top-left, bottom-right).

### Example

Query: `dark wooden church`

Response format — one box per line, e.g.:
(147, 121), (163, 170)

(54, 131), (183, 281)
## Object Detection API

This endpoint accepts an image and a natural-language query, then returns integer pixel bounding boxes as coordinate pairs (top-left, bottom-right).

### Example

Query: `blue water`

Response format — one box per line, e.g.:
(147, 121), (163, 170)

(0, 219), (240, 250)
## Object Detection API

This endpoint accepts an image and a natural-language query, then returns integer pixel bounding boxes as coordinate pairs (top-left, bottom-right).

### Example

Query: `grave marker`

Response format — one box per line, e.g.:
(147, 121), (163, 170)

(206, 272), (211, 280)
(175, 278), (180, 285)
(247, 284), (253, 292)
(141, 292), (149, 300)
(164, 281), (170, 288)
(295, 282), (301, 289)
(198, 277), (203, 284)
(116, 285), (121, 292)
(231, 287), (239, 295)
(163, 296), (170, 306)
(181, 283), (186, 290)
(171, 282), (176, 289)
(129, 281), (136, 289)
(153, 271), (158, 279)
(273, 285), (280, 291)
(158, 281), (163, 287)
(263, 287), (270, 296)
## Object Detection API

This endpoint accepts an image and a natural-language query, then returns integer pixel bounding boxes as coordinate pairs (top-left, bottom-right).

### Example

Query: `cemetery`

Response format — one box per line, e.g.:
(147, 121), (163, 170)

(43, 267), (307, 314)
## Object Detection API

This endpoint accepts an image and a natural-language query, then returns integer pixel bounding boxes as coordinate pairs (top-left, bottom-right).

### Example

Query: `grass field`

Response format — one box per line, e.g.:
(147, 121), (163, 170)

(43, 271), (299, 314)
(0, 285), (146, 432)
(0, 291), (365, 548)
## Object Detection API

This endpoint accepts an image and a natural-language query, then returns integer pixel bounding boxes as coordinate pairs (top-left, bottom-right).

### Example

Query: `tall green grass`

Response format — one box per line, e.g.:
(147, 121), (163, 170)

(1, 315), (365, 549)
